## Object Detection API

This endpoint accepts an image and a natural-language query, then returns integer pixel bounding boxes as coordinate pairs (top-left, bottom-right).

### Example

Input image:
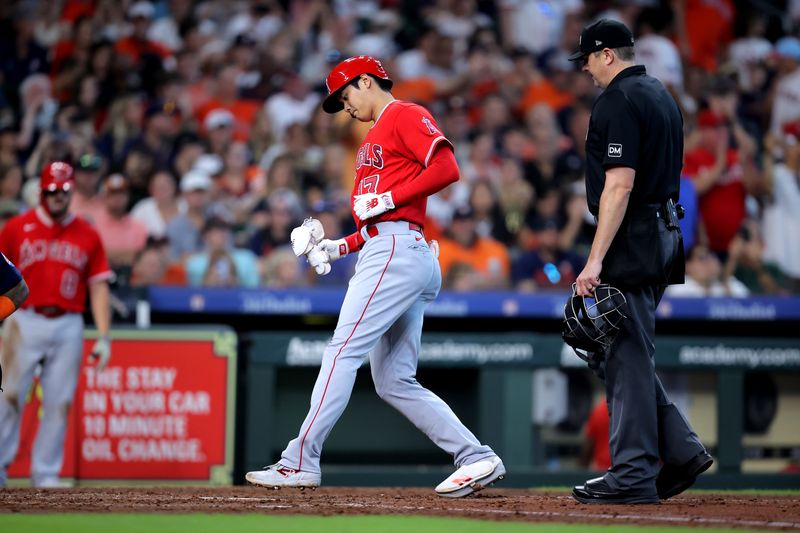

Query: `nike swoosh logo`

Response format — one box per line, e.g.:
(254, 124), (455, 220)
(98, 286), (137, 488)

(23, 223), (36, 232)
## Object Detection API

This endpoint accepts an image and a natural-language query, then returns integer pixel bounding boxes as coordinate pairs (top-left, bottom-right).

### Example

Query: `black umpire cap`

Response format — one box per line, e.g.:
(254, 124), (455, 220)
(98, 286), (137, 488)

(568, 19), (635, 62)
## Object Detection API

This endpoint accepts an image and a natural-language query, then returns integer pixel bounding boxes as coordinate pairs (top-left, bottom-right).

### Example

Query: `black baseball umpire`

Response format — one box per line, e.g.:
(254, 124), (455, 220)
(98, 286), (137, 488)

(568, 19), (712, 504)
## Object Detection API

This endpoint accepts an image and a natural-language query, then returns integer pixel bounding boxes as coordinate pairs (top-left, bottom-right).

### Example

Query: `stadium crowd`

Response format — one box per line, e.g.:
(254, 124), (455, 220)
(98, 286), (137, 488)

(1, 0), (799, 297)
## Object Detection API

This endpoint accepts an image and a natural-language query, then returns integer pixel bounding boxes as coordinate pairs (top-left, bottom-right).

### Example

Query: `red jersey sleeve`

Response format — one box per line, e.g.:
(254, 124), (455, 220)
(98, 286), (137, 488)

(394, 105), (453, 168)
(391, 144), (459, 206)
(344, 230), (366, 254)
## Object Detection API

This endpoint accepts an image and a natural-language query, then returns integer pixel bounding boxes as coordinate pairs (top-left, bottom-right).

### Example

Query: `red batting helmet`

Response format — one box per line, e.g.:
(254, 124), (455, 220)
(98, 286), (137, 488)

(40, 161), (75, 194)
(322, 55), (393, 114)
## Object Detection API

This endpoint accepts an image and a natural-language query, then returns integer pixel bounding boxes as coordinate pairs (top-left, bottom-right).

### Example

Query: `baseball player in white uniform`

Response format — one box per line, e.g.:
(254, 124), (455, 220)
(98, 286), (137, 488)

(246, 56), (505, 498)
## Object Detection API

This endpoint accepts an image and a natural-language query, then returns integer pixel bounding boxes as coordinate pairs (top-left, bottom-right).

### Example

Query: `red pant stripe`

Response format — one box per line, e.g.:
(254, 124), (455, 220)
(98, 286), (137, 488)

(297, 236), (396, 470)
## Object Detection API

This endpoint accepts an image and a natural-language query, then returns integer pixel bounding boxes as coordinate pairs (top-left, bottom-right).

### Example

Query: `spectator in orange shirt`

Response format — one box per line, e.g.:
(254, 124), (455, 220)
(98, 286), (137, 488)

(437, 205), (510, 290)
(130, 237), (187, 287)
(518, 50), (575, 115)
(579, 398), (612, 472)
(196, 66), (261, 142)
(113, 2), (172, 67)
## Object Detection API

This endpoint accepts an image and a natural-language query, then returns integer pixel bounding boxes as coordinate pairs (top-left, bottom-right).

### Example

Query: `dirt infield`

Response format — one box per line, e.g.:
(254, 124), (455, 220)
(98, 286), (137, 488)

(1, 487), (799, 530)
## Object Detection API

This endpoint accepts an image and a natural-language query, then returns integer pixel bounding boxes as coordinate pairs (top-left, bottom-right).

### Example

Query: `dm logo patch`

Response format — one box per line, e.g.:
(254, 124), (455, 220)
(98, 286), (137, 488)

(608, 143), (622, 158)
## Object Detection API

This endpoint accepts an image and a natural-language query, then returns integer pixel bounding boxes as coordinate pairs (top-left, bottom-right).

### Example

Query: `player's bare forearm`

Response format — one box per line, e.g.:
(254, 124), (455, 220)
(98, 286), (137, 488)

(5, 278), (29, 309)
(588, 168), (635, 267)
(577, 170), (633, 296)
(89, 281), (111, 337)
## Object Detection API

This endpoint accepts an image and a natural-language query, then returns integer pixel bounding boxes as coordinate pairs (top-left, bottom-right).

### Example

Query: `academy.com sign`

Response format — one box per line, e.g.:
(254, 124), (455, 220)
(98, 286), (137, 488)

(679, 344), (800, 368)
(286, 337), (534, 366)
(421, 340), (533, 364)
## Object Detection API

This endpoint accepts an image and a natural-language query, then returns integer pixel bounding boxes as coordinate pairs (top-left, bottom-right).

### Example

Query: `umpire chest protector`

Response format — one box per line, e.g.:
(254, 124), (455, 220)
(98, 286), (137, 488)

(584, 65), (685, 288)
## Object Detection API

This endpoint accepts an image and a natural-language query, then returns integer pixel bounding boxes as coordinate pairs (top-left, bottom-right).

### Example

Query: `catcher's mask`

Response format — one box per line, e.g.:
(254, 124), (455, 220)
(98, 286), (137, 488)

(561, 283), (628, 363)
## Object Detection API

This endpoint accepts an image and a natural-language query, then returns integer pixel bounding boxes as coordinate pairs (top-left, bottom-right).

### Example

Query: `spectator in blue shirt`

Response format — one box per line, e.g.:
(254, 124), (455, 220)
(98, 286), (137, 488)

(512, 217), (584, 291)
(186, 217), (259, 287)
(679, 174), (700, 252)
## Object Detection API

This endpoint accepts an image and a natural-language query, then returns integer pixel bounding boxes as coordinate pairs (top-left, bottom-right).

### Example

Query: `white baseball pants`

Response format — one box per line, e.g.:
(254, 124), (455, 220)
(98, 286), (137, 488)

(0, 309), (84, 486)
(281, 221), (496, 474)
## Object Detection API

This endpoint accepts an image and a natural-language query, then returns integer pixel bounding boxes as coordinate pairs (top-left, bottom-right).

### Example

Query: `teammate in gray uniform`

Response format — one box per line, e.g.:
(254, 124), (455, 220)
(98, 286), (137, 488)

(0, 162), (113, 488)
(246, 56), (506, 498)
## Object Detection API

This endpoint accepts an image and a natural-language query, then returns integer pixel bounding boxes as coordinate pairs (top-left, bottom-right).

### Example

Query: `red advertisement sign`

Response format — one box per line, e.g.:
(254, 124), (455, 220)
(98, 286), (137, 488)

(8, 332), (235, 482)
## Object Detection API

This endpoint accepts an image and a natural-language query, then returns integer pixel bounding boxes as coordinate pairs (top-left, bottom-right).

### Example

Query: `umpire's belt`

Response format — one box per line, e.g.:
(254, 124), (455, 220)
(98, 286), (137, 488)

(598, 200), (683, 230)
(361, 221), (424, 241)
(33, 306), (69, 318)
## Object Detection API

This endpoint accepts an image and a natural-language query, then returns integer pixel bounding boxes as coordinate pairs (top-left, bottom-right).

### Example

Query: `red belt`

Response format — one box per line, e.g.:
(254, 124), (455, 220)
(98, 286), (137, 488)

(32, 306), (69, 318)
(365, 222), (423, 238)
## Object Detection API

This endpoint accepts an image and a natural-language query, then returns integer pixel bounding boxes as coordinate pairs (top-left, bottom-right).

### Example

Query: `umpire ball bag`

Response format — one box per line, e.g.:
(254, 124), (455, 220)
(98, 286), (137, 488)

(561, 283), (628, 363)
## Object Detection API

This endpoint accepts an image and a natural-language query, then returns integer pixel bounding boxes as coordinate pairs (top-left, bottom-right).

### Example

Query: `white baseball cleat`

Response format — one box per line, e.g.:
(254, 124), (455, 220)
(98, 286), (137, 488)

(435, 456), (506, 498)
(246, 463), (321, 489)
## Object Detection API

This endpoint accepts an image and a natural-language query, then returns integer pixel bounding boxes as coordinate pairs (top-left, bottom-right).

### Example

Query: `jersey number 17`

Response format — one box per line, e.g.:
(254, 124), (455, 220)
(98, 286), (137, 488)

(359, 174), (380, 195)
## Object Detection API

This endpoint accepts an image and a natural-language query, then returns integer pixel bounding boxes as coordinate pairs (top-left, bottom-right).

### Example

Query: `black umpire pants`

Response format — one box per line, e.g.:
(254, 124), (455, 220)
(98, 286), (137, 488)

(597, 224), (705, 493)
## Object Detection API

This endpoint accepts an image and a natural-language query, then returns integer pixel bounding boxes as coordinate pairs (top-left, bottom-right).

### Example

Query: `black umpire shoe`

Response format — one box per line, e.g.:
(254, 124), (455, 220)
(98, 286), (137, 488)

(572, 477), (660, 504)
(656, 451), (714, 500)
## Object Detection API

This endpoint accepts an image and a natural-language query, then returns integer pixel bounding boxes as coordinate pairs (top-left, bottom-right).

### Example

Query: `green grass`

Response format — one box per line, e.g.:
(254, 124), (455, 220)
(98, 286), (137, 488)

(0, 514), (769, 533)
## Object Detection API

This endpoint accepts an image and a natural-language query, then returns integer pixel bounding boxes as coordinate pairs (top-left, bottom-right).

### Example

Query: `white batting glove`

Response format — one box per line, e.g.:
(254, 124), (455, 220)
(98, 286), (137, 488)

(90, 336), (111, 372)
(319, 238), (348, 262)
(290, 218), (325, 256)
(301, 217), (324, 242)
(353, 192), (394, 221)
(307, 245), (331, 275)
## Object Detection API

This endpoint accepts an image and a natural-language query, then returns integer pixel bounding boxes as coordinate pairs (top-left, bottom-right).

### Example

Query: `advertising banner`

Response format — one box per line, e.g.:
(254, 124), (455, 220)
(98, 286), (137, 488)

(148, 286), (800, 320)
(7, 328), (236, 484)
